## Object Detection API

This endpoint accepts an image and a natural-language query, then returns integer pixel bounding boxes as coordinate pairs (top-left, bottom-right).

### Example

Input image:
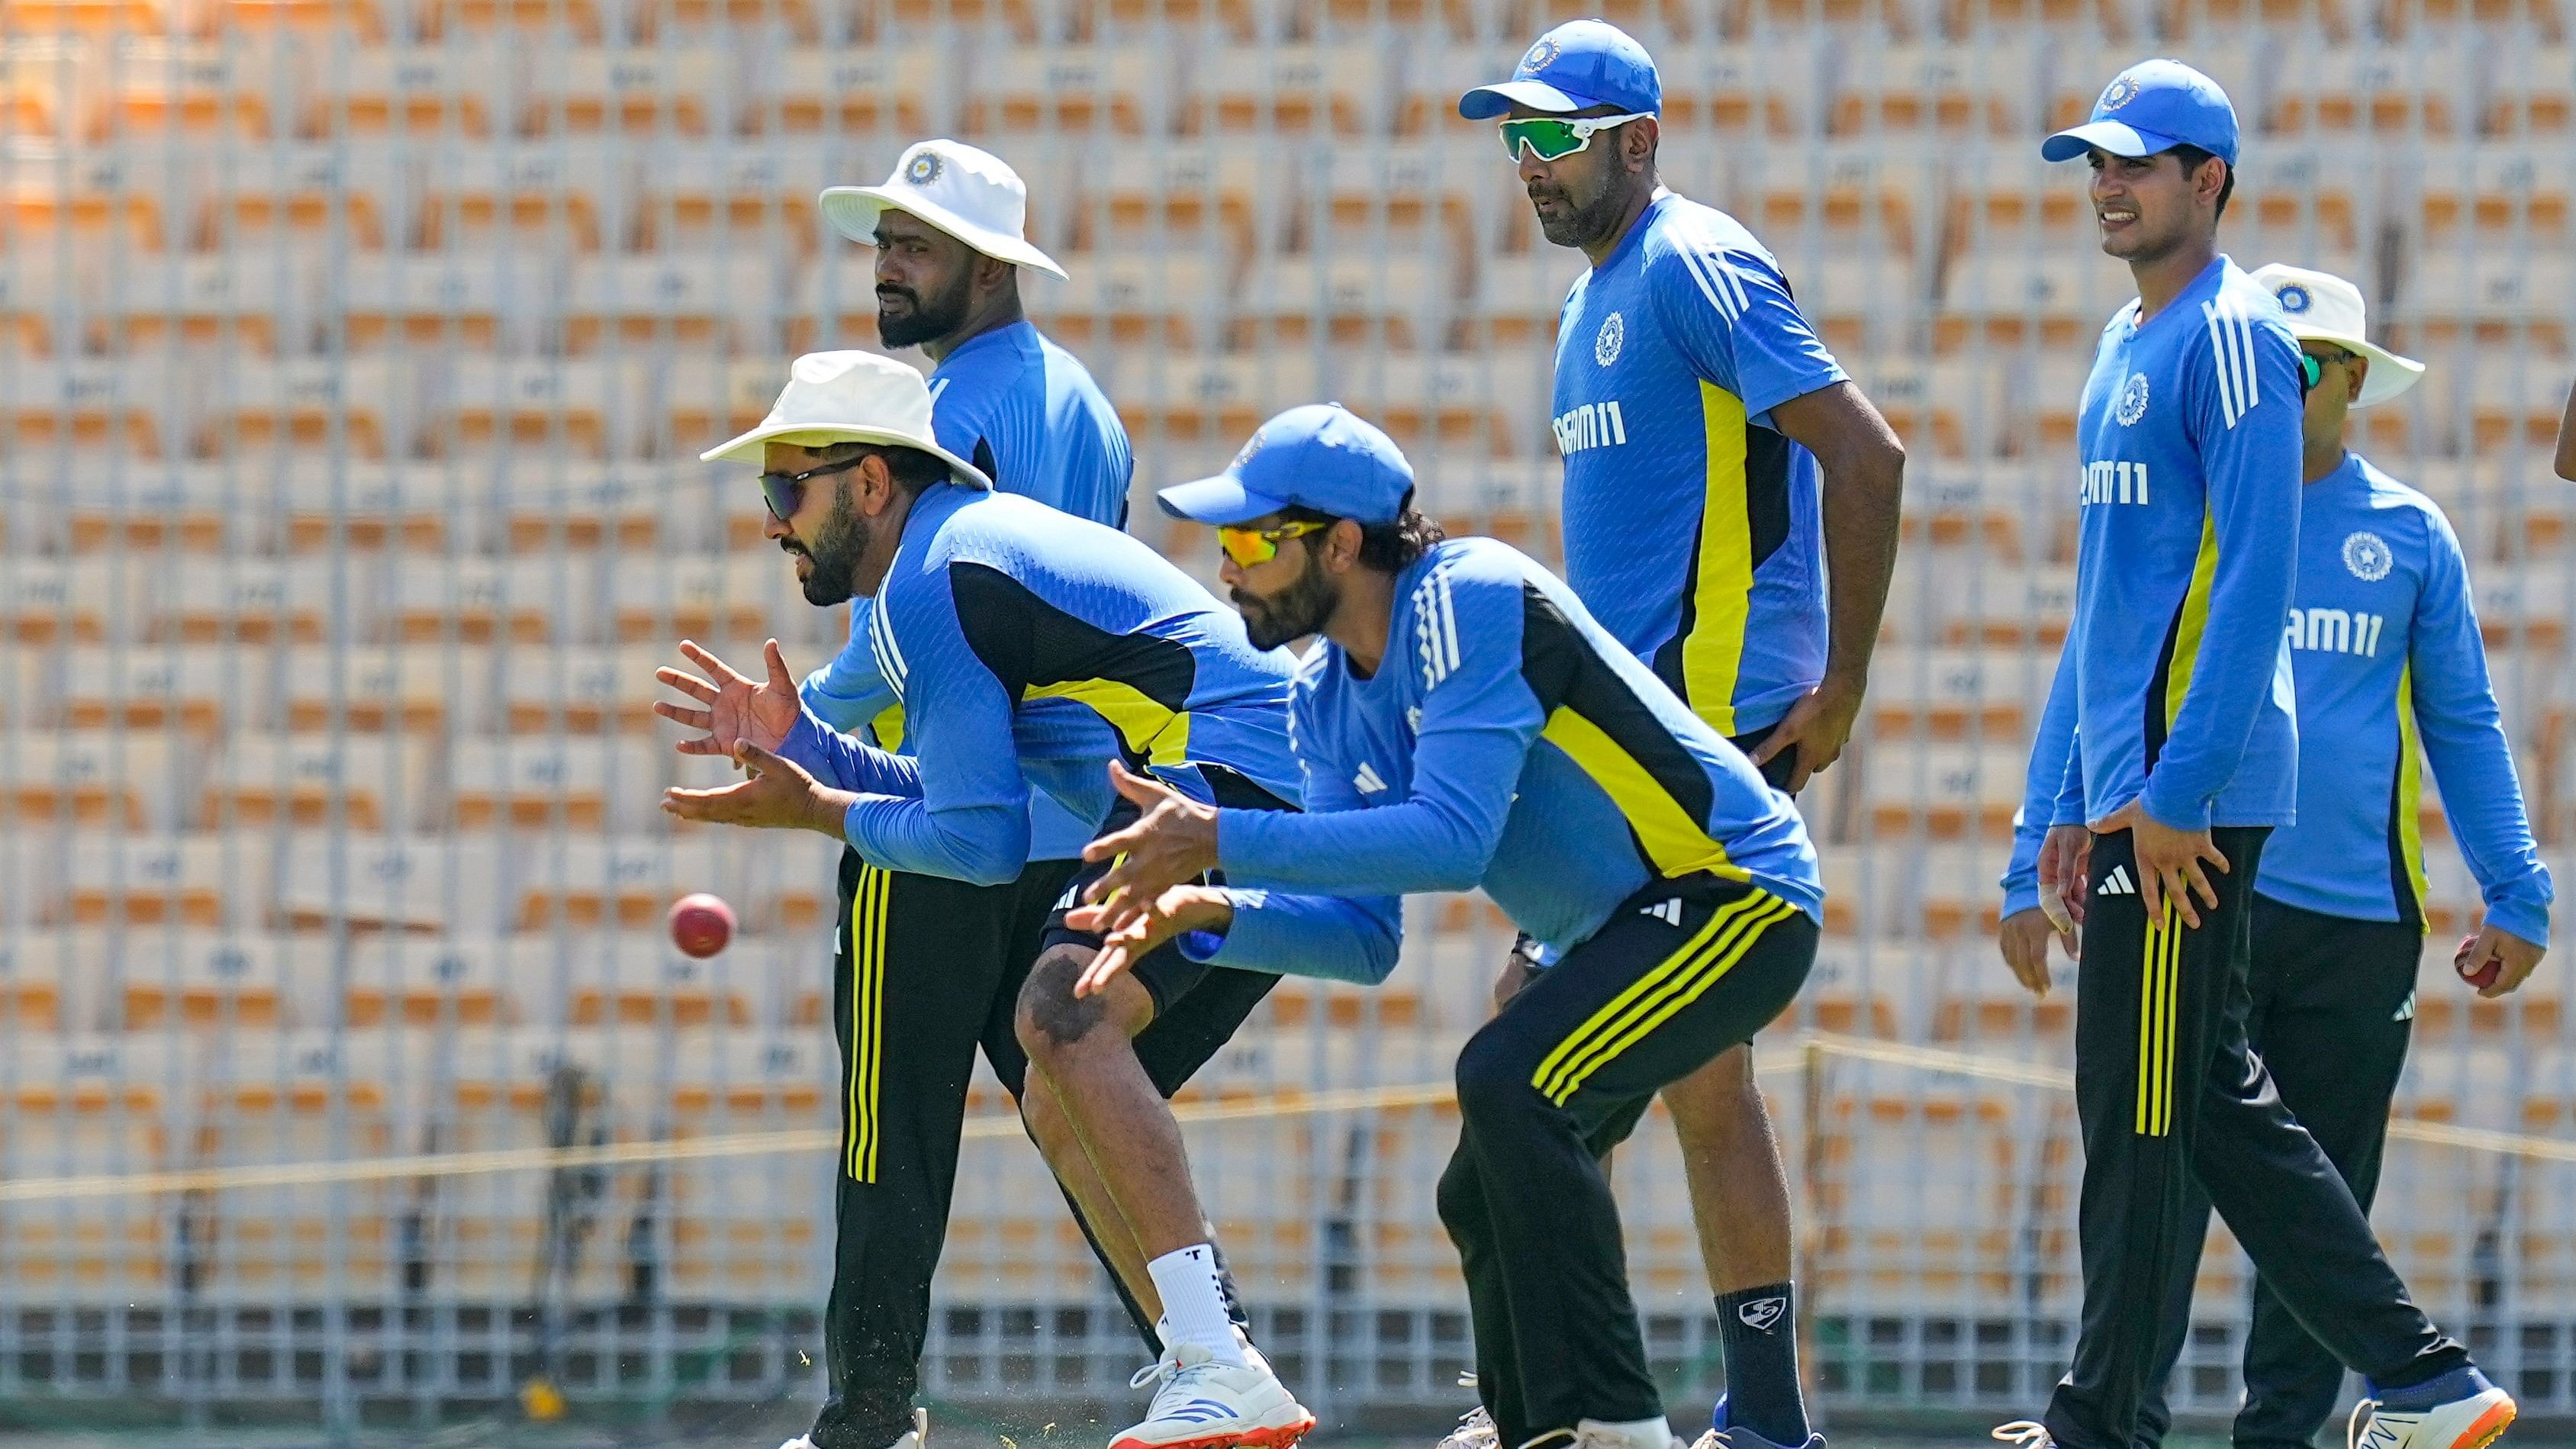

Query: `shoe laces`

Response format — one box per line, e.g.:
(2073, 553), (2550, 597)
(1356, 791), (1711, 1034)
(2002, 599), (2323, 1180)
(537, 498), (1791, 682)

(2348, 1399), (2397, 1449)
(1992, 1422), (2053, 1449)
(1129, 1354), (1179, 1393)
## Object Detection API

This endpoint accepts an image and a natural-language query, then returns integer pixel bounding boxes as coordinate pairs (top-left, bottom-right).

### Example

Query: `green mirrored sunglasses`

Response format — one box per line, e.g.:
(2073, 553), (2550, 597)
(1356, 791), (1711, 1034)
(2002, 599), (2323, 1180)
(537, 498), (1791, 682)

(1496, 112), (1652, 163)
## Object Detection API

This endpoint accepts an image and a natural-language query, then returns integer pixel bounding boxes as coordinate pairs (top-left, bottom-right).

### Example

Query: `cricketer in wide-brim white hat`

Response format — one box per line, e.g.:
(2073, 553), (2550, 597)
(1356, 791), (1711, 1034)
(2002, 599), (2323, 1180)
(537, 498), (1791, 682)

(818, 139), (1069, 282)
(701, 349), (993, 489)
(2247, 262), (2426, 407)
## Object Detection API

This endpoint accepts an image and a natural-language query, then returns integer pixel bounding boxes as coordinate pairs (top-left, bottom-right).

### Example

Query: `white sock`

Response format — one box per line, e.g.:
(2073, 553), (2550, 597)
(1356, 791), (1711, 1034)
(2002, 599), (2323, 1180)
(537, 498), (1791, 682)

(1145, 1245), (1246, 1367)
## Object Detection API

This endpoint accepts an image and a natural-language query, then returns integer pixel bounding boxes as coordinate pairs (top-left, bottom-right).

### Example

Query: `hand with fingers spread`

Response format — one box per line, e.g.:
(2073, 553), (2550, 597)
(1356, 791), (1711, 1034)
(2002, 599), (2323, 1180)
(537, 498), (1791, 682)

(2092, 798), (2229, 929)
(662, 741), (854, 834)
(1077, 761), (1221, 910)
(655, 639), (803, 761)
(1063, 884), (1235, 998)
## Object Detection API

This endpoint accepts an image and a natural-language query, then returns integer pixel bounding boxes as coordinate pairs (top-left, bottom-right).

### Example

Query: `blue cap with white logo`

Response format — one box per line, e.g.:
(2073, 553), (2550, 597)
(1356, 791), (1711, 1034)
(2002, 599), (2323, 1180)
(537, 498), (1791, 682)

(1157, 404), (1415, 527)
(1458, 19), (1661, 120)
(2040, 58), (2239, 167)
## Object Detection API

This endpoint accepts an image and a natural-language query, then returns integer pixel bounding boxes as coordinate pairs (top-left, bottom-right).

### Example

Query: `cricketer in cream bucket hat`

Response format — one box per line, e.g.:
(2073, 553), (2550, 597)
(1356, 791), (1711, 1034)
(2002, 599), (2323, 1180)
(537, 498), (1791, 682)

(702, 349), (993, 489)
(2248, 263), (2426, 407)
(818, 139), (1069, 282)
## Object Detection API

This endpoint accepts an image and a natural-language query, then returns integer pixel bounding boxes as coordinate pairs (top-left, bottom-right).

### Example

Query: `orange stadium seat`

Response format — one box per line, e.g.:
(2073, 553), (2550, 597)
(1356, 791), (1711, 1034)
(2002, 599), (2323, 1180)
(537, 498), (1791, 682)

(191, 143), (393, 253)
(1182, 43), (1395, 137)
(562, 253), (783, 354)
(1074, 140), (1275, 252)
(2, 149), (169, 257)
(275, 459), (466, 552)
(212, 0), (392, 35)
(0, 559), (146, 646)
(959, 43), (1171, 137)
(386, 555), (591, 645)
(119, 932), (288, 1031)
(189, 1039), (398, 1301)
(499, 462), (673, 552)
(1727, 144), (1928, 260)
(105, 251), (304, 356)
(147, 557), (360, 646)
(202, 732), (436, 830)
(610, 550), (787, 640)
(2241, 143), (2364, 254)
(665, 1035), (829, 1299)
(1459, 243), (1583, 348)
(2, 729), (185, 829)
(336, 250), (559, 354)
(435, 356), (651, 459)
(1325, 349), (1545, 457)
(1023, 246), (1226, 350)
(6, 358), (164, 456)
(43, 459), (250, 554)
(0, 251), (74, 357)
(44, 646), (231, 733)
(412, 146), (617, 253)
(1898, 465), (2048, 560)
(193, 355), (416, 459)
(1232, 249), (1456, 350)
(1936, 248), (2133, 352)
(1298, 140), (1486, 253)
(272, 830), (512, 933)
(415, 0), (608, 39)
(1810, 1088), (2059, 1312)
(1653, 38), (1821, 137)
(507, 835), (723, 932)
(0, 1055), (166, 1302)
(749, 43), (945, 134)
(298, 41), (509, 139)
(632, 141), (829, 256)
(2396, 248), (2573, 353)
(1830, 37), (2043, 137)
(547, 930), (755, 1026)
(1866, 647), (2038, 740)
(2, 37), (93, 144)
(340, 932), (514, 1026)
(2414, 147), (2571, 247)
(520, 45), (734, 137)
(0, 0), (175, 33)
(1860, 736), (2027, 840)
(59, 832), (264, 928)
(282, 644), (496, 733)
(96, 37), (288, 143)
(2264, 39), (2473, 136)
(2481, 43), (2574, 135)
(501, 645), (669, 733)
(448, 734), (663, 832)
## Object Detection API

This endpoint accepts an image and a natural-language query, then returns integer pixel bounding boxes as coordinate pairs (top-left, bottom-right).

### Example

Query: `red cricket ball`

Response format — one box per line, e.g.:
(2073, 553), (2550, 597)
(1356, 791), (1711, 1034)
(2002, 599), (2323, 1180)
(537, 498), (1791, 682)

(669, 892), (736, 959)
(2455, 932), (2500, 990)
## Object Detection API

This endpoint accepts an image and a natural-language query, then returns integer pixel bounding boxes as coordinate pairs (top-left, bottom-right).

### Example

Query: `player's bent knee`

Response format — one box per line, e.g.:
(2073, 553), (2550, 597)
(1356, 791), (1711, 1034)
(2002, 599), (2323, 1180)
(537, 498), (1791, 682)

(1016, 946), (1111, 1057)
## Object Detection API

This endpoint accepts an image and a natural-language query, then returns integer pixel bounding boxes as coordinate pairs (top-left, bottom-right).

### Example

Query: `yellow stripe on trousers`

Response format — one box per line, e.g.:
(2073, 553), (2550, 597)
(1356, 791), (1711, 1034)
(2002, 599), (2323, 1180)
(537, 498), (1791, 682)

(1532, 891), (1800, 1108)
(2135, 903), (2179, 1138)
(847, 864), (890, 1181)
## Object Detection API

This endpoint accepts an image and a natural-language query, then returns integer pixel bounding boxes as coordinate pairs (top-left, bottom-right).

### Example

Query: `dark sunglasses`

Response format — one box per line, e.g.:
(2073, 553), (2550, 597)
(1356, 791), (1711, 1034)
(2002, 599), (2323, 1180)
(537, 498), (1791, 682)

(758, 454), (870, 520)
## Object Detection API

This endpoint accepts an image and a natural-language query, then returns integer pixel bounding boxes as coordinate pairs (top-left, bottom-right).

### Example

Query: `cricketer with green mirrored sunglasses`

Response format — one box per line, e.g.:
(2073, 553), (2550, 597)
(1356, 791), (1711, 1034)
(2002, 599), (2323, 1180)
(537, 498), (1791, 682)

(1496, 112), (1652, 163)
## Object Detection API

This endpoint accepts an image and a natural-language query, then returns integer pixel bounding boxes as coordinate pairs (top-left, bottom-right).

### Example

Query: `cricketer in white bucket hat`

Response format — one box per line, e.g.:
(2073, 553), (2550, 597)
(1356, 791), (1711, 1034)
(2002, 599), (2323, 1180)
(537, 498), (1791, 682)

(818, 140), (1068, 281)
(701, 349), (993, 489)
(2247, 262), (2425, 407)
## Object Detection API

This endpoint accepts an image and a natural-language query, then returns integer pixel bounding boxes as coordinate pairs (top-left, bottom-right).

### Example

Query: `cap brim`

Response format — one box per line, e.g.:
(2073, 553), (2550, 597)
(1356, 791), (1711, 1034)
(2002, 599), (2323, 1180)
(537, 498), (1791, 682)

(2040, 120), (2184, 162)
(2346, 341), (2426, 407)
(816, 185), (1070, 281)
(1458, 78), (1599, 120)
(1155, 473), (1293, 526)
(700, 422), (993, 490)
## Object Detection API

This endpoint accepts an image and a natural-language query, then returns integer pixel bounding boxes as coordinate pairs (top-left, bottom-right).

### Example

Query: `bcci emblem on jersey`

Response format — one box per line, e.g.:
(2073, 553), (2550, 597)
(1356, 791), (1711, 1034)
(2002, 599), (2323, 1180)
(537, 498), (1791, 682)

(1594, 311), (1624, 367)
(2114, 372), (2151, 426)
(2343, 530), (2394, 581)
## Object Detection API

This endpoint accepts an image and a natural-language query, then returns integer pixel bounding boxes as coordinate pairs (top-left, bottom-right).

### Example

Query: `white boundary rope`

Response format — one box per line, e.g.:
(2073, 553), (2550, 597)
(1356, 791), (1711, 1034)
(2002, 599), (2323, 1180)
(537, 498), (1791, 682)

(1, 1032), (2565, 1205)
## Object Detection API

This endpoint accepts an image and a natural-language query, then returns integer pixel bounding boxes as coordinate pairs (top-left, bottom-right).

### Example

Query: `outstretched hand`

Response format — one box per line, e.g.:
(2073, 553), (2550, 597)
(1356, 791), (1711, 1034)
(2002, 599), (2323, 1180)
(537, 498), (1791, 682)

(655, 639), (803, 760)
(1064, 884), (1234, 998)
(1078, 761), (1222, 910)
(661, 740), (849, 834)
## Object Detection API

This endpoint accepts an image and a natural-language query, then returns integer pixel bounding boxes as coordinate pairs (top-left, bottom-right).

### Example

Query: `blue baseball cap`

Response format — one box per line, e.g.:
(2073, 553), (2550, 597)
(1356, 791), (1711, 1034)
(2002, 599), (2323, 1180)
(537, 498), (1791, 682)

(1458, 19), (1661, 121)
(2041, 59), (2239, 167)
(1157, 404), (1415, 527)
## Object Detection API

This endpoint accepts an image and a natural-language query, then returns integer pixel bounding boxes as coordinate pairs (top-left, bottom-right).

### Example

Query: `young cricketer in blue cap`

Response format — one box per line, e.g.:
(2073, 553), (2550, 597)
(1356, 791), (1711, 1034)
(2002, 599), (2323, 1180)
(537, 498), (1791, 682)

(1061, 403), (1825, 1449)
(1991, 60), (2514, 1449)
(1460, 22), (1912, 1449)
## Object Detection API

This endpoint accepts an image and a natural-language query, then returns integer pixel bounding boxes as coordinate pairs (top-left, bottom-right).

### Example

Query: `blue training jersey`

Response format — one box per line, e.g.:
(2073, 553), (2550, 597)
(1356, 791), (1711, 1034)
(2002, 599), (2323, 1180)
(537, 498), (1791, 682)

(2037, 256), (2301, 832)
(1197, 537), (1821, 982)
(1551, 191), (1848, 736)
(778, 486), (1301, 887)
(2003, 453), (2551, 945)
(800, 319), (1134, 861)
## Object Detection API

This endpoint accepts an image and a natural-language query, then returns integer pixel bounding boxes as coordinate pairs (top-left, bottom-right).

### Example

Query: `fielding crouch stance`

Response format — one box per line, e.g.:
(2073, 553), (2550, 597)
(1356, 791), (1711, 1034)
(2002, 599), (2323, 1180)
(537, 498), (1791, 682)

(1998, 60), (2510, 1449)
(1058, 404), (1827, 1449)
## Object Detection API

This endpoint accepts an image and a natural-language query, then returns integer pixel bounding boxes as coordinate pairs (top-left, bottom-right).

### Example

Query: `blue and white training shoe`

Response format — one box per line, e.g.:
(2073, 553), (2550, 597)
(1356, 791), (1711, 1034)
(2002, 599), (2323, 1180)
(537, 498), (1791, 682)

(1112, 1339), (1315, 1449)
(1689, 1391), (1824, 1449)
(2350, 1366), (2516, 1449)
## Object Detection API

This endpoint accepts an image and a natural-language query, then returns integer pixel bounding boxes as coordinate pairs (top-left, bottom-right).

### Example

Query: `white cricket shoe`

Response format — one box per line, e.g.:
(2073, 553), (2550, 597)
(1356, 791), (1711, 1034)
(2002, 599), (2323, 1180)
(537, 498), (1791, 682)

(1989, 1422), (2055, 1449)
(1438, 1406), (1499, 1449)
(2349, 1381), (2516, 1449)
(778, 1406), (927, 1449)
(1111, 1340), (1315, 1449)
(1571, 1415), (1687, 1449)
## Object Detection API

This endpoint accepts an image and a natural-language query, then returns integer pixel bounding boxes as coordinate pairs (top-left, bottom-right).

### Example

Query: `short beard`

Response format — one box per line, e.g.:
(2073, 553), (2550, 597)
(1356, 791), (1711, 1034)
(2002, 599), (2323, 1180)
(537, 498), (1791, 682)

(877, 268), (975, 349)
(1534, 172), (1635, 250)
(1234, 555), (1338, 652)
(791, 484), (872, 607)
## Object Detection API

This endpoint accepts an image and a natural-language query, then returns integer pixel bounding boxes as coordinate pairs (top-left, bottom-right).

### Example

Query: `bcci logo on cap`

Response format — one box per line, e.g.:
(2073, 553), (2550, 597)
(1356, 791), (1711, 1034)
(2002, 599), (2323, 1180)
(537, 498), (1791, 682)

(1521, 36), (1560, 72)
(2098, 73), (2140, 111)
(1594, 311), (1624, 366)
(1232, 428), (1267, 470)
(905, 152), (943, 186)
(2275, 283), (2314, 314)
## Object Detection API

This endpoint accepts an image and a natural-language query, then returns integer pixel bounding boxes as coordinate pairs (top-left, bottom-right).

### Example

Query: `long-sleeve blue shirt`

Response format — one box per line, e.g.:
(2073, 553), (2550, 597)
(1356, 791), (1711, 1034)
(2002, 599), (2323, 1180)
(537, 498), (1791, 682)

(2037, 256), (2302, 833)
(778, 485), (1302, 890)
(1194, 539), (1822, 980)
(800, 319), (1134, 861)
(2004, 452), (2552, 946)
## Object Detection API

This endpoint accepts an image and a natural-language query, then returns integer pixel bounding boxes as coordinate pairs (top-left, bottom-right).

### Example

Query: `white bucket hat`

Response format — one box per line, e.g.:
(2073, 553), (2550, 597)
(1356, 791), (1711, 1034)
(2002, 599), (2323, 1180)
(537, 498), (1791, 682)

(700, 350), (993, 489)
(819, 140), (1068, 282)
(2248, 263), (2425, 408)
